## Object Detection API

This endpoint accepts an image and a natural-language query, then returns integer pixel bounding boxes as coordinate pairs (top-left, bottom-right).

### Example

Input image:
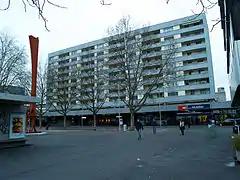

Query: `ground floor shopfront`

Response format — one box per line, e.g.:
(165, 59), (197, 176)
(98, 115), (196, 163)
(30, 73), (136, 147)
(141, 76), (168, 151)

(46, 101), (238, 127)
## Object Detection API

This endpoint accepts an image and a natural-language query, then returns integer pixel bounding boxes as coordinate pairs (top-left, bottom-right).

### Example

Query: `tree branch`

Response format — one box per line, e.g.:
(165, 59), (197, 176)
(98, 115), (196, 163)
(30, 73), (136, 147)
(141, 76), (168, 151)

(100, 0), (112, 5)
(0, 0), (11, 10)
(0, 0), (67, 31)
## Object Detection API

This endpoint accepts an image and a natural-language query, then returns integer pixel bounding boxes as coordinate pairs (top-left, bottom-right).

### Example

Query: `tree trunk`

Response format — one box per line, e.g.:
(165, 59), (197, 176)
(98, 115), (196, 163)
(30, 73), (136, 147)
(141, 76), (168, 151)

(129, 111), (135, 131)
(63, 114), (67, 128)
(93, 113), (97, 131)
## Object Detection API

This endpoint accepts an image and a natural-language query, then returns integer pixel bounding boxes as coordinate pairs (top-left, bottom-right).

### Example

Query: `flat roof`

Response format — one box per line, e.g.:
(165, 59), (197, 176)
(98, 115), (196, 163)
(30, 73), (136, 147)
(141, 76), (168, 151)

(48, 14), (206, 57)
(0, 93), (38, 104)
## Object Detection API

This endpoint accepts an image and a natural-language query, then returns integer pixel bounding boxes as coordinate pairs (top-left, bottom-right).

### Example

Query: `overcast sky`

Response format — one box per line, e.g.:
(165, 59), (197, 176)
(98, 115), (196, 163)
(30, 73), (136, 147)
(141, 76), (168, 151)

(0, 0), (230, 100)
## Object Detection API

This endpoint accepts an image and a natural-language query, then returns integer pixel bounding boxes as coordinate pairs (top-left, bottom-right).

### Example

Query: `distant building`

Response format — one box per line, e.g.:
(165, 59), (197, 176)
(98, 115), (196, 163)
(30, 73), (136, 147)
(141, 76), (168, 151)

(215, 87), (226, 102)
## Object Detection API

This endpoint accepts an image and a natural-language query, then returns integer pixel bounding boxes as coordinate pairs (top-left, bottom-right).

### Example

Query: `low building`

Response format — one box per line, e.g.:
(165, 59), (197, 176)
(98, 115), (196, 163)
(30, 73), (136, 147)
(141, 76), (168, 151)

(0, 88), (37, 148)
(215, 87), (226, 102)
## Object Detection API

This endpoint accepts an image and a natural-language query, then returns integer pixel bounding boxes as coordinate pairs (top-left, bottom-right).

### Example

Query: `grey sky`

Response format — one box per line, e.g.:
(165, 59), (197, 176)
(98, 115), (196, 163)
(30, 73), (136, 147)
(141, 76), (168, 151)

(0, 0), (230, 99)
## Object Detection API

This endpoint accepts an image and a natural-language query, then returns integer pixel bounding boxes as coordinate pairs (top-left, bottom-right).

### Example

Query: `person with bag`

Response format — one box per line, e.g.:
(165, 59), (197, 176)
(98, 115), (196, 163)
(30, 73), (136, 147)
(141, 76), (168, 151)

(179, 120), (185, 135)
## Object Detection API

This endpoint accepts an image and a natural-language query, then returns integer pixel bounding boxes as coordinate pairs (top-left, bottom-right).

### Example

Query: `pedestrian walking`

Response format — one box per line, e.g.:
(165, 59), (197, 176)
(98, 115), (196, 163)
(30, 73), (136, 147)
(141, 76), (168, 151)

(187, 120), (191, 129)
(179, 120), (185, 135)
(152, 118), (157, 134)
(135, 119), (144, 140)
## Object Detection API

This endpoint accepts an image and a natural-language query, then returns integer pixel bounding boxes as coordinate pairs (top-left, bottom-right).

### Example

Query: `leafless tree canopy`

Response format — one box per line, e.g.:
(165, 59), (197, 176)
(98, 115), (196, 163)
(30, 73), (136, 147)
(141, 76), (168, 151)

(166, 0), (220, 31)
(77, 55), (109, 128)
(107, 16), (176, 128)
(36, 61), (49, 126)
(0, 0), (66, 31)
(47, 65), (78, 127)
(100, 0), (112, 5)
(0, 32), (28, 93)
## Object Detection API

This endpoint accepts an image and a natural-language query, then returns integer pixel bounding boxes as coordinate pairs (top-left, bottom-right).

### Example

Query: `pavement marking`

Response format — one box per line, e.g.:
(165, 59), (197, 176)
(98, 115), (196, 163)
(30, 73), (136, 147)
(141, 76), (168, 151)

(225, 162), (236, 167)
(26, 132), (47, 136)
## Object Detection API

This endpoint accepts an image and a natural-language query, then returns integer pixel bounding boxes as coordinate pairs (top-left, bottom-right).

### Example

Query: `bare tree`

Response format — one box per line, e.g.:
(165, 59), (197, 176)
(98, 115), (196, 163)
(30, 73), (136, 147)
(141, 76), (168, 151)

(77, 55), (109, 130)
(0, 32), (28, 92)
(107, 16), (177, 130)
(36, 61), (48, 128)
(100, 0), (112, 5)
(0, 0), (66, 31)
(47, 65), (78, 128)
(166, 0), (221, 31)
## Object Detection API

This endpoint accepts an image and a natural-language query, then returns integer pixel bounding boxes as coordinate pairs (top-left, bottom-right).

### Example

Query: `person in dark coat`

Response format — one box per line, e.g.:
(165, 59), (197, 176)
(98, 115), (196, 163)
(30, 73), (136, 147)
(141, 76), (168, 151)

(187, 119), (191, 129)
(135, 119), (144, 140)
(152, 118), (157, 134)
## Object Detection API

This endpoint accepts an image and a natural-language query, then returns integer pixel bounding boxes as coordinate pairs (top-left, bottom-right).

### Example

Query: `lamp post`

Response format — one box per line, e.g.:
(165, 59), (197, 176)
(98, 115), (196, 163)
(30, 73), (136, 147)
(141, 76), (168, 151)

(81, 116), (86, 127)
(116, 84), (123, 131)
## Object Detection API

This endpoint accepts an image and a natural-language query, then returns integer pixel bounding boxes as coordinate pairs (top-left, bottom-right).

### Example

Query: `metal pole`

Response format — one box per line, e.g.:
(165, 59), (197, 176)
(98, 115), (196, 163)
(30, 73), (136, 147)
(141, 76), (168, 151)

(118, 84), (122, 131)
(159, 105), (162, 128)
(118, 85), (120, 118)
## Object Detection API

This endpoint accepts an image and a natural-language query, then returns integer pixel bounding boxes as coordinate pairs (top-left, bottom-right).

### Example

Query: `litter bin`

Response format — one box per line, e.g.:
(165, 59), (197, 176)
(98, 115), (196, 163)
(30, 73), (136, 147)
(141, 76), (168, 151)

(123, 124), (127, 132)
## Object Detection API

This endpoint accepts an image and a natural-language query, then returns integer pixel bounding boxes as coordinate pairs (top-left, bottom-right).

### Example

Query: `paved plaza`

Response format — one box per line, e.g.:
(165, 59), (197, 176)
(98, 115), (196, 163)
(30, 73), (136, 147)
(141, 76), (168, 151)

(0, 127), (240, 180)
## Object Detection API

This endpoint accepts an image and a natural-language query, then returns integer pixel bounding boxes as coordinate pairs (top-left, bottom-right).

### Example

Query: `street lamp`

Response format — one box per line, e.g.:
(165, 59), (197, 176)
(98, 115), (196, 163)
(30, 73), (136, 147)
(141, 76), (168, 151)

(116, 84), (123, 131)
(81, 116), (86, 126)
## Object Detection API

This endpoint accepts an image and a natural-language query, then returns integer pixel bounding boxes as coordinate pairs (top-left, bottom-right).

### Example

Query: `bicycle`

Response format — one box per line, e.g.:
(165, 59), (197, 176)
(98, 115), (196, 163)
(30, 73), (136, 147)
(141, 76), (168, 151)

(0, 123), (9, 134)
(0, 111), (9, 135)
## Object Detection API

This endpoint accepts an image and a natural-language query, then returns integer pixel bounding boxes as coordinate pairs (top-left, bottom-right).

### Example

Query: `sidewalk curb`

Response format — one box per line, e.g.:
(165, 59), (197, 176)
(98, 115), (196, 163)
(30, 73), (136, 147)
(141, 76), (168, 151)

(26, 132), (48, 136)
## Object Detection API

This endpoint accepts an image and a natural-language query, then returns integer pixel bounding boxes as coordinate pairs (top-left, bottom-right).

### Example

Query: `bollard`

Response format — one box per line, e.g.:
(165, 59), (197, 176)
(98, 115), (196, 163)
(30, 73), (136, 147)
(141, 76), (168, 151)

(123, 124), (127, 132)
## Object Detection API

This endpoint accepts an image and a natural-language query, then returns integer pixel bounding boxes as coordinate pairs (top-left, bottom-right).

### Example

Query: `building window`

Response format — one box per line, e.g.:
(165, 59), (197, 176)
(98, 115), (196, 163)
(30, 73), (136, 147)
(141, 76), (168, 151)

(162, 27), (173, 33)
(72, 58), (77, 62)
(164, 36), (174, 41)
(196, 41), (202, 44)
(190, 90), (195, 95)
(168, 92), (178, 96)
(97, 44), (104, 49)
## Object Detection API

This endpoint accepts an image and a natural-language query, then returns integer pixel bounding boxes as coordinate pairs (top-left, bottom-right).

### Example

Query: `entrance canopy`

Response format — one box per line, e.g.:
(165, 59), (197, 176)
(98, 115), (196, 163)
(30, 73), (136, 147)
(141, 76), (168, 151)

(0, 92), (37, 104)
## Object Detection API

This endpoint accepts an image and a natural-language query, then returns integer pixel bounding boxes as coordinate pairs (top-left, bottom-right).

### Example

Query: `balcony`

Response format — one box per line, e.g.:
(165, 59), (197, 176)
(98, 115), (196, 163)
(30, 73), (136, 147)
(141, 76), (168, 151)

(176, 62), (208, 71)
(145, 94), (212, 105)
(149, 83), (210, 94)
(158, 24), (204, 38)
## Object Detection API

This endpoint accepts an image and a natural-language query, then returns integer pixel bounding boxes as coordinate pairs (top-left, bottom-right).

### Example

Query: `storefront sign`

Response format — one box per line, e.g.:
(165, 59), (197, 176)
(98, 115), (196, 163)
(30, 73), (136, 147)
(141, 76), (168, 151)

(178, 105), (187, 111)
(9, 113), (26, 139)
(188, 104), (210, 111)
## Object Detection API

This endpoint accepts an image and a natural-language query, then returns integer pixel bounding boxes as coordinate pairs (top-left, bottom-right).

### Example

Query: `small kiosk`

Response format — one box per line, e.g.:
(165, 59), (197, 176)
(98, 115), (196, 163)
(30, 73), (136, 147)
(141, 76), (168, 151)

(0, 92), (37, 149)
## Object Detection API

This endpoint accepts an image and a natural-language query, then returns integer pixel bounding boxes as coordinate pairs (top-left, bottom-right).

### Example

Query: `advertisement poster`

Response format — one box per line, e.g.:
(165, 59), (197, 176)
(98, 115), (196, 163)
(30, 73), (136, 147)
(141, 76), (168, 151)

(9, 113), (26, 139)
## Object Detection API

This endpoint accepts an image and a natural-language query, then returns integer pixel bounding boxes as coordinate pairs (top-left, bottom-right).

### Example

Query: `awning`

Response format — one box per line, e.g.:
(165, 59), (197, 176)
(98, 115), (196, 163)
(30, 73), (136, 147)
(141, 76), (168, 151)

(0, 93), (38, 104)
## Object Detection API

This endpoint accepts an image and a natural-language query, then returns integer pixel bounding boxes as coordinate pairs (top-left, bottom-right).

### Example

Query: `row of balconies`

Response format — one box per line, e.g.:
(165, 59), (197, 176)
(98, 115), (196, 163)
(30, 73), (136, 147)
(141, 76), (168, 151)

(50, 61), (210, 83)
(48, 82), (212, 101)
(49, 38), (207, 72)
(48, 25), (206, 65)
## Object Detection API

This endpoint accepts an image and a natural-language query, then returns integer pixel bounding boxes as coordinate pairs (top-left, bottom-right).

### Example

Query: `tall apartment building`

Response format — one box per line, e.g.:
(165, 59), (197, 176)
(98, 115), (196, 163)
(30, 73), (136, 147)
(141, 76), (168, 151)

(47, 14), (216, 123)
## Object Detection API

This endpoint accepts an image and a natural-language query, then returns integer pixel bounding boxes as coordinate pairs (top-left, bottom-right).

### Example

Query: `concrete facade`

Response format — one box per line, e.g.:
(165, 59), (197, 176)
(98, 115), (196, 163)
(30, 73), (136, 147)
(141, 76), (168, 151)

(215, 87), (226, 102)
(219, 0), (240, 106)
(47, 14), (216, 117)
